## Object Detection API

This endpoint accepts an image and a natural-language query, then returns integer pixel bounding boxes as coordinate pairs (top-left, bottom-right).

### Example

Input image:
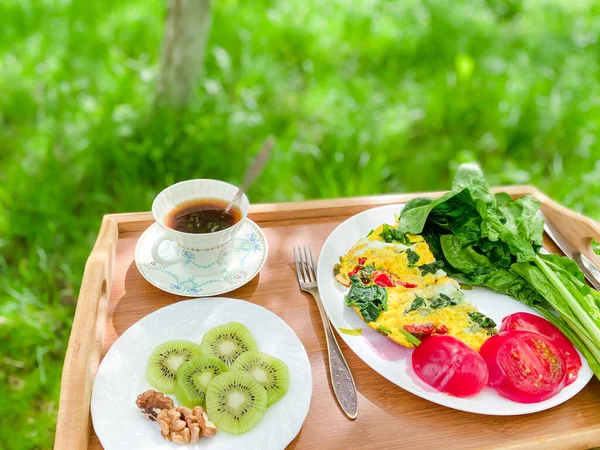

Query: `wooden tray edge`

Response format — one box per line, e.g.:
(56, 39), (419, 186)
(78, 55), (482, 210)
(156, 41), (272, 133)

(535, 188), (600, 266)
(107, 185), (539, 232)
(477, 423), (600, 450)
(55, 185), (600, 450)
(54, 216), (119, 450)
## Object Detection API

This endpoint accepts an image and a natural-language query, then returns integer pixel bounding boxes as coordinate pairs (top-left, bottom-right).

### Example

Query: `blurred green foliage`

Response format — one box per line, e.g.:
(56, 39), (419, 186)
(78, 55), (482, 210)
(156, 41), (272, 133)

(2, 0), (600, 447)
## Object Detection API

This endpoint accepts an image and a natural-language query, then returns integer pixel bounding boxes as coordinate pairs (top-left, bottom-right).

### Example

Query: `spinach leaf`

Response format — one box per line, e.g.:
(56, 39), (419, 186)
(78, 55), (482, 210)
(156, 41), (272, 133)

(397, 190), (459, 235)
(419, 260), (445, 275)
(495, 192), (517, 230)
(539, 253), (585, 283)
(398, 164), (495, 237)
(399, 189), (480, 243)
(367, 229), (374, 237)
(396, 162), (600, 380)
(480, 239), (513, 267)
(400, 165), (536, 264)
(429, 293), (459, 309)
(549, 268), (600, 329)
(510, 262), (579, 324)
(380, 223), (410, 245)
(467, 312), (497, 328)
(419, 230), (446, 265)
(451, 162), (497, 207)
(539, 254), (600, 308)
(345, 275), (388, 323)
(405, 297), (425, 314)
(405, 248), (420, 266)
(403, 197), (435, 210)
(476, 199), (536, 262)
(441, 234), (493, 276)
(440, 235), (545, 306)
(481, 268), (545, 307)
(496, 193), (544, 249)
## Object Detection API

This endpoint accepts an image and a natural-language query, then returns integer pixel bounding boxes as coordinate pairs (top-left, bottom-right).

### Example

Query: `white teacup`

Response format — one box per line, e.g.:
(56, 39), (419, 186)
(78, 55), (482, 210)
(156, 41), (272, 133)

(151, 179), (249, 277)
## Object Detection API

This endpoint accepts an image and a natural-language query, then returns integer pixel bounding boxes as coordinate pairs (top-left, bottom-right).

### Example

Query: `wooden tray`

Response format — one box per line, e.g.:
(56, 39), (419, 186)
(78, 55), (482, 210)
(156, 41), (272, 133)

(55, 186), (600, 450)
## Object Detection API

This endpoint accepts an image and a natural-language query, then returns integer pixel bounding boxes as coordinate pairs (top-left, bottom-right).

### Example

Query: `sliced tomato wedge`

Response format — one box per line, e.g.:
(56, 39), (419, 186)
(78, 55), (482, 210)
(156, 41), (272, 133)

(499, 312), (581, 386)
(479, 331), (567, 403)
(357, 257), (367, 265)
(412, 335), (488, 397)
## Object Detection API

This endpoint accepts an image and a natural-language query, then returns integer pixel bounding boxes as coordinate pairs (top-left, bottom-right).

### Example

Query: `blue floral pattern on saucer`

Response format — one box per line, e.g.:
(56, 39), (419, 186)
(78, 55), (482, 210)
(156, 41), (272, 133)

(135, 220), (268, 297)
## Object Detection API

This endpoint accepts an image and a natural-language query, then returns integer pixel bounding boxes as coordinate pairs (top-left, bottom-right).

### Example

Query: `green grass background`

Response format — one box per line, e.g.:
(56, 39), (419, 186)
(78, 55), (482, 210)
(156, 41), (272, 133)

(2, 0), (600, 447)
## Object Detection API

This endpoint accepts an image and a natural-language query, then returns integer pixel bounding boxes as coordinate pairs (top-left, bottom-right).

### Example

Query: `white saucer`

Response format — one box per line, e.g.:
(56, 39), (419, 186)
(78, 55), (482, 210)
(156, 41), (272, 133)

(135, 220), (268, 297)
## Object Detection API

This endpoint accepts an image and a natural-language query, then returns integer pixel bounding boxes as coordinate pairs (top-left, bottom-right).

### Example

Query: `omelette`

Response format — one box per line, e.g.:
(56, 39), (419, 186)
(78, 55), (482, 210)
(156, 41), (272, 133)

(334, 223), (496, 350)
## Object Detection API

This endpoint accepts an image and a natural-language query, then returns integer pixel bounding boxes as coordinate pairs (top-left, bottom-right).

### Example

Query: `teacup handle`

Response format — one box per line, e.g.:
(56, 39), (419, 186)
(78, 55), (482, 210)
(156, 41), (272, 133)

(151, 234), (185, 266)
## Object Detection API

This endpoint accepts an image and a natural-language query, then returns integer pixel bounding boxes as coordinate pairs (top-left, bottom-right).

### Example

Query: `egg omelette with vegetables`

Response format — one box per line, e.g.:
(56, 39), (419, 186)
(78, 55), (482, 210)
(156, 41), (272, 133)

(334, 223), (497, 350)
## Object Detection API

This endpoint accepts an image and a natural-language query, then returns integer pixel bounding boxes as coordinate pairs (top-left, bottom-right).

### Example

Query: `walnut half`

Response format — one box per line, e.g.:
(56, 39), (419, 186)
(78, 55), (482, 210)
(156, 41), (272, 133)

(136, 390), (175, 421)
(157, 406), (217, 445)
(193, 406), (217, 438)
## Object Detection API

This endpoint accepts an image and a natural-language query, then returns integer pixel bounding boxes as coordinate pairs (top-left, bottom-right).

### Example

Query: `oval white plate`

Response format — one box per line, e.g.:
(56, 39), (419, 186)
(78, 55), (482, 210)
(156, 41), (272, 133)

(317, 204), (592, 415)
(135, 220), (268, 297)
(91, 298), (312, 449)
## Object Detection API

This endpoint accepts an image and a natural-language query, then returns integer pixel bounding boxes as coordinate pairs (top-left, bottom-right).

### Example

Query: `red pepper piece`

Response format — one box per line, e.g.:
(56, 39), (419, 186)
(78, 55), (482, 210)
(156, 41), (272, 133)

(436, 325), (449, 334)
(404, 322), (436, 337)
(396, 280), (418, 288)
(358, 257), (367, 265)
(373, 273), (394, 287)
(347, 265), (360, 277)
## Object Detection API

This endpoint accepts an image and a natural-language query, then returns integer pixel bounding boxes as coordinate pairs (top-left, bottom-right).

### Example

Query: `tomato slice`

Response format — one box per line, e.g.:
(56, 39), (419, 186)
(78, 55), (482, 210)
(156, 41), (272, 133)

(479, 331), (567, 403)
(499, 312), (581, 386)
(412, 335), (488, 397)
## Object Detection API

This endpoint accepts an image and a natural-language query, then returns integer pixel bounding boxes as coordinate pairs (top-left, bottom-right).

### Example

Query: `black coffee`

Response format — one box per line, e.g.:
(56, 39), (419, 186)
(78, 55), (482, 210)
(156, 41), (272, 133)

(165, 198), (242, 234)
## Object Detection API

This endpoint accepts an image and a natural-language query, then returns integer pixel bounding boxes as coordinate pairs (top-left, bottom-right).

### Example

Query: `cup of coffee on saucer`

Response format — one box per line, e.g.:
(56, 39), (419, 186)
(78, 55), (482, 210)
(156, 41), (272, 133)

(151, 179), (249, 277)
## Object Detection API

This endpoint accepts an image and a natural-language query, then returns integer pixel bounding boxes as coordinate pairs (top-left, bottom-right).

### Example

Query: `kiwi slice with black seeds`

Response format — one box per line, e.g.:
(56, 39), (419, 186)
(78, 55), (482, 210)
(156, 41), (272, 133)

(230, 351), (290, 406)
(200, 322), (258, 366)
(206, 371), (267, 435)
(146, 340), (202, 394)
(175, 355), (228, 408)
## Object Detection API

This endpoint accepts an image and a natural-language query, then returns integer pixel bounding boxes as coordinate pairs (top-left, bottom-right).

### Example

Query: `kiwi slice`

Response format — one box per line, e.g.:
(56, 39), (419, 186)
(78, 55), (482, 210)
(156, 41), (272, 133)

(200, 322), (258, 366)
(206, 371), (267, 435)
(146, 340), (202, 394)
(175, 355), (228, 408)
(230, 351), (290, 406)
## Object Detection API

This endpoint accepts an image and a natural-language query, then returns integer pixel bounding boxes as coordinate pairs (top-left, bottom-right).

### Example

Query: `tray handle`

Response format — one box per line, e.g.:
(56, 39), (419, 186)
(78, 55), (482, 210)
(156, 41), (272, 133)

(535, 189), (600, 269)
(54, 216), (119, 450)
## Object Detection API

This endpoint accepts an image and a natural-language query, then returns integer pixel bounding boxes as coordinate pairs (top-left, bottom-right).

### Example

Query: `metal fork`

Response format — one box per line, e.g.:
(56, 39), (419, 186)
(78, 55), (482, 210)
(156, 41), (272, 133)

(293, 245), (358, 419)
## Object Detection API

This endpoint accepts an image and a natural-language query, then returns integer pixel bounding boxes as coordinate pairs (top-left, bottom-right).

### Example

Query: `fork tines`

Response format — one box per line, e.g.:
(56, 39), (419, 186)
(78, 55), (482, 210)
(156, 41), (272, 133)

(293, 245), (317, 284)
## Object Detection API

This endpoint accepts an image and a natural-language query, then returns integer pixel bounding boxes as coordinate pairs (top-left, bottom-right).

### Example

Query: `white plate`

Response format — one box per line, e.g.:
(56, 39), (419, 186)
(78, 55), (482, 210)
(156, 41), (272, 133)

(316, 204), (592, 416)
(91, 298), (312, 450)
(135, 220), (268, 297)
